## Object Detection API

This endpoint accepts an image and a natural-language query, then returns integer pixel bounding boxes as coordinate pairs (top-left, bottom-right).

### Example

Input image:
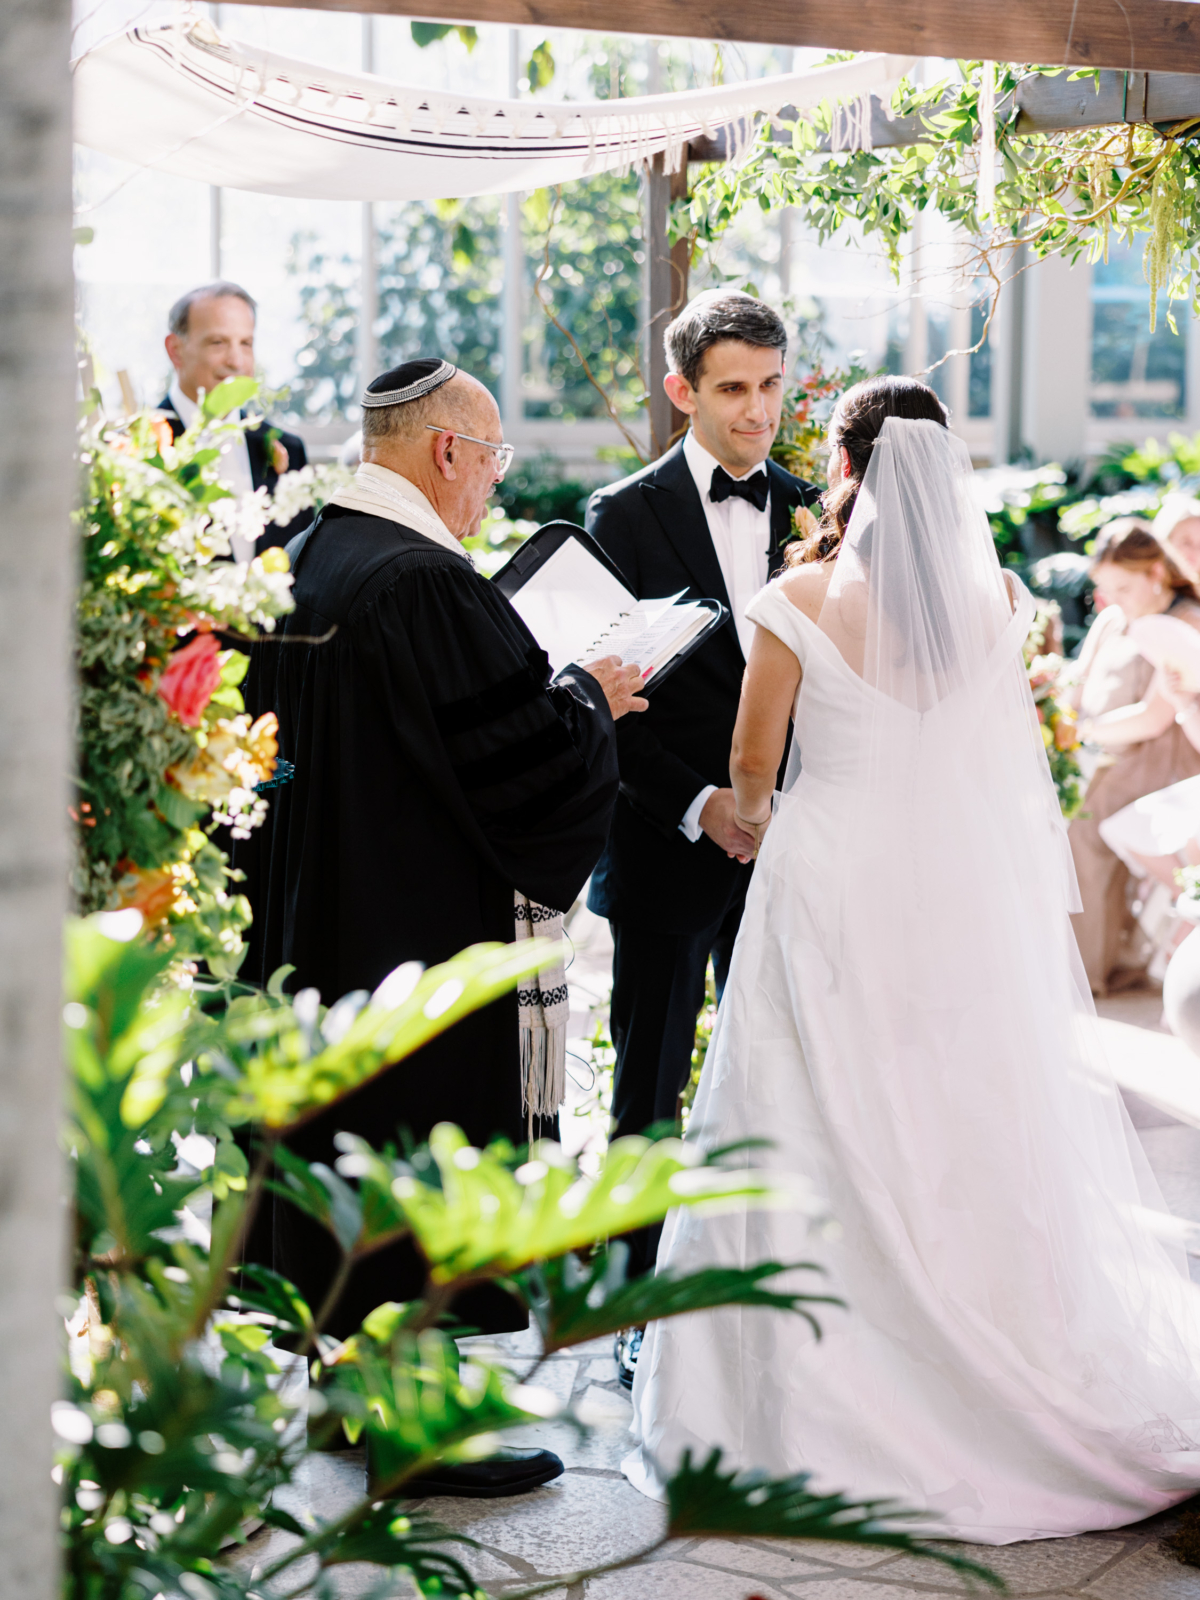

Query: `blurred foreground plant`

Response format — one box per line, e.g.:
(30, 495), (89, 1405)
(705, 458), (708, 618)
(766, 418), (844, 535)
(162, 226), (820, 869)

(60, 911), (1002, 1598)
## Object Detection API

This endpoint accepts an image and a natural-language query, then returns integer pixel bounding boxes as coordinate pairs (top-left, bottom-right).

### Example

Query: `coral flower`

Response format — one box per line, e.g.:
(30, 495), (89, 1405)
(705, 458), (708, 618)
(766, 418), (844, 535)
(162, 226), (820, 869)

(115, 864), (179, 925)
(157, 633), (222, 727)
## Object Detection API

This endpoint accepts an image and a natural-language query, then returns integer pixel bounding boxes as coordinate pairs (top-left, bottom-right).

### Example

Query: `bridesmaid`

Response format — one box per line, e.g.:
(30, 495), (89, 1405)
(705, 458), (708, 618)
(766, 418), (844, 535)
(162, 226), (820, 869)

(1068, 518), (1200, 993)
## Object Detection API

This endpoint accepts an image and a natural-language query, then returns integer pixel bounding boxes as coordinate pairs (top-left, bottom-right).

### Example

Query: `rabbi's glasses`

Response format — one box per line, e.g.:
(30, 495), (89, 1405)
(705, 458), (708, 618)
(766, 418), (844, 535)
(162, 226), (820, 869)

(426, 424), (516, 480)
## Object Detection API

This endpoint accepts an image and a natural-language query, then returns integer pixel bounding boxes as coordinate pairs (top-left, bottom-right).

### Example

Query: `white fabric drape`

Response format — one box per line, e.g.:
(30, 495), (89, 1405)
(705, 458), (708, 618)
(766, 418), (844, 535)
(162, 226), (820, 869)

(71, 19), (912, 201)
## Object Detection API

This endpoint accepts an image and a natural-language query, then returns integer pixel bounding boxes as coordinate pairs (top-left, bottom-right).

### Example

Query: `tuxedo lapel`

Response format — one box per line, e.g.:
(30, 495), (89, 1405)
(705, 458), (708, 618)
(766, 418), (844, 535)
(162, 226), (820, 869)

(245, 418), (270, 493)
(641, 443), (732, 613)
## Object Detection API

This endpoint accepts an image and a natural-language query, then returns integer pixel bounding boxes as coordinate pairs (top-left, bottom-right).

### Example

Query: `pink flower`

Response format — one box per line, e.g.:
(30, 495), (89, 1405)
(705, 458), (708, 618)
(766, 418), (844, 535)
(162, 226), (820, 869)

(157, 633), (221, 728)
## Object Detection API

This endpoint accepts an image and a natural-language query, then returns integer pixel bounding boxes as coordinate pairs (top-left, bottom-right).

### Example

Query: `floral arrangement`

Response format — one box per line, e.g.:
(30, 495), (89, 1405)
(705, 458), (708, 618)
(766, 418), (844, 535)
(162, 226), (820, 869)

(74, 377), (350, 978)
(1024, 602), (1085, 819)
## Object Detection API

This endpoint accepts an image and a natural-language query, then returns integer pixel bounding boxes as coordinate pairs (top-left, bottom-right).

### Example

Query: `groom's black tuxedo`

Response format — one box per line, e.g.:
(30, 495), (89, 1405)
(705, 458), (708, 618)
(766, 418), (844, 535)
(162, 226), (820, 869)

(585, 440), (819, 930)
(584, 439), (818, 1272)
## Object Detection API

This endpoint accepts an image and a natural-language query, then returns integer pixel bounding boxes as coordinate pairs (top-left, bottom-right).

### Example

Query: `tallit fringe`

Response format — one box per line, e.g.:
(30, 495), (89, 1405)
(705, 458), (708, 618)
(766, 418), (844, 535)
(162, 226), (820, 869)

(520, 1021), (567, 1122)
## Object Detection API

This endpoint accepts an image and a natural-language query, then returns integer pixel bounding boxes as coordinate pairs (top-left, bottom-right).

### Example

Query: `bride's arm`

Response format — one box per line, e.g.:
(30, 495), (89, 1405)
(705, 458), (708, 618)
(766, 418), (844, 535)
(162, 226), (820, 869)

(730, 625), (802, 837)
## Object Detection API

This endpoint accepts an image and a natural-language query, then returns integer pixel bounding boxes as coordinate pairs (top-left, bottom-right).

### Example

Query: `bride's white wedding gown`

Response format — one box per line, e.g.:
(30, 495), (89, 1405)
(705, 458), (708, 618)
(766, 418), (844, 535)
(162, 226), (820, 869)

(624, 418), (1200, 1543)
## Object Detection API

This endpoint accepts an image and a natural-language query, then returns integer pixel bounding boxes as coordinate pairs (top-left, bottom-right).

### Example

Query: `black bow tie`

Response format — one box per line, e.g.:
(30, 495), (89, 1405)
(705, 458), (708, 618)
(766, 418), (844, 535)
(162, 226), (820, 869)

(709, 464), (769, 512)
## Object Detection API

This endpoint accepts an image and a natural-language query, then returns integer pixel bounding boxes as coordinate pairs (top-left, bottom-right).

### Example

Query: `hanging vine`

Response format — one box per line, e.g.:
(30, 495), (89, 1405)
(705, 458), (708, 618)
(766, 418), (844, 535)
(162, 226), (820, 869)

(678, 63), (1200, 341)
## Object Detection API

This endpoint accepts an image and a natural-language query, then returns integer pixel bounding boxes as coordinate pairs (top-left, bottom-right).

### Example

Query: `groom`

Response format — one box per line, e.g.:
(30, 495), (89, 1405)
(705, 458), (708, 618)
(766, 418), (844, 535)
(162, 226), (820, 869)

(585, 291), (820, 1288)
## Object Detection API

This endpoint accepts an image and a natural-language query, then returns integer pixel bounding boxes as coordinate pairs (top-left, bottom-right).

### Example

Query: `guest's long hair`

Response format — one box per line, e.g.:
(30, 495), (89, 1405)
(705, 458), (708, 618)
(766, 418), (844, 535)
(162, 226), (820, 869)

(1089, 517), (1200, 604)
(785, 376), (949, 567)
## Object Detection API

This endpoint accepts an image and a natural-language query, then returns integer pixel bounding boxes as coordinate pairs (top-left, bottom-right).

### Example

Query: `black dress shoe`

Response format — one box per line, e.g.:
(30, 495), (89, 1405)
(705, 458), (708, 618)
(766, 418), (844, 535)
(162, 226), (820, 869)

(380, 1447), (565, 1499)
(615, 1325), (643, 1391)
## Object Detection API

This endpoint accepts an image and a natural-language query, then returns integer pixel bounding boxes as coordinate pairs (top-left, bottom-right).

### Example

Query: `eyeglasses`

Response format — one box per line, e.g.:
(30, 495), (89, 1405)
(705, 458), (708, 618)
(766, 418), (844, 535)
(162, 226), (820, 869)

(426, 424), (516, 480)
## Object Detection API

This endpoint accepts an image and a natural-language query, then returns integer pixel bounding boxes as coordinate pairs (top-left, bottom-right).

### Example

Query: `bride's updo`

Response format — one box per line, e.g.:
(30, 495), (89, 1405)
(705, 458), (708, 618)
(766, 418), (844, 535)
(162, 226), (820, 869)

(786, 375), (948, 566)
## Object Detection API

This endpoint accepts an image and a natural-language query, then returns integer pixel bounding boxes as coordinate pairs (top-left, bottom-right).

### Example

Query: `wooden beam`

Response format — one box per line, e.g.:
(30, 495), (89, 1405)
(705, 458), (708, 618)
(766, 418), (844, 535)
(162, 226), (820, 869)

(226, 0), (1200, 77)
(644, 152), (690, 458)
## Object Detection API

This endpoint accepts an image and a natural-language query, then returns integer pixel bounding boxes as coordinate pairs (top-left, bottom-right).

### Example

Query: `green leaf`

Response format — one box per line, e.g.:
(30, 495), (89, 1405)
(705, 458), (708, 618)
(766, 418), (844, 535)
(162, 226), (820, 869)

(664, 1449), (1003, 1586)
(200, 376), (258, 420)
(325, 1325), (539, 1495)
(526, 39), (555, 90)
(155, 783), (209, 831)
(271, 1146), (363, 1254)
(517, 1249), (842, 1355)
(231, 939), (564, 1129)
(411, 21), (454, 46)
(385, 1123), (790, 1283)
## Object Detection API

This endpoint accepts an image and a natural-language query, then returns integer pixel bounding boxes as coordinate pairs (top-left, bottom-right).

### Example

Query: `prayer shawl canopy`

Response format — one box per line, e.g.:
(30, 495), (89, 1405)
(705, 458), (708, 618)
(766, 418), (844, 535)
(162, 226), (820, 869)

(71, 18), (913, 201)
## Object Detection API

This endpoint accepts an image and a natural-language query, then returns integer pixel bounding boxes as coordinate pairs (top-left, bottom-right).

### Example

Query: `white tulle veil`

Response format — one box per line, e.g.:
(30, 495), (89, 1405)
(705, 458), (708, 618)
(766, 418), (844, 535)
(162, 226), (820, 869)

(784, 414), (1190, 1278)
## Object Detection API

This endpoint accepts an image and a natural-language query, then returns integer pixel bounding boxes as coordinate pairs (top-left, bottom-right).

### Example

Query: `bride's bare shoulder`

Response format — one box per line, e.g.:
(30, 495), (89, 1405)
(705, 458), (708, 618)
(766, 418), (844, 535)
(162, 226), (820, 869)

(776, 561), (835, 623)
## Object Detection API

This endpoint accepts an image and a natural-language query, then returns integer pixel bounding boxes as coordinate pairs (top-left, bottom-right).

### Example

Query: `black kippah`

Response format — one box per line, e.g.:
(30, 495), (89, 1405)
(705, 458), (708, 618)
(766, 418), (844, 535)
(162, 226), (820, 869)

(361, 357), (457, 409)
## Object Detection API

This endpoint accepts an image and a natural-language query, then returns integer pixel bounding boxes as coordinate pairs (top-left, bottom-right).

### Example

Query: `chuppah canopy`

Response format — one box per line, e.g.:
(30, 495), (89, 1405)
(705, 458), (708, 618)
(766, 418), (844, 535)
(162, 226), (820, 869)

(71, 17), (912, 202)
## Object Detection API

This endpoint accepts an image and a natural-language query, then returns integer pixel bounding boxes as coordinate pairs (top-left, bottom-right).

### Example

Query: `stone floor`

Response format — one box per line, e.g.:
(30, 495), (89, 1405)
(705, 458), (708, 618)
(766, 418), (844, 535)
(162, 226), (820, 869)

(230, 930), (1200, 1598)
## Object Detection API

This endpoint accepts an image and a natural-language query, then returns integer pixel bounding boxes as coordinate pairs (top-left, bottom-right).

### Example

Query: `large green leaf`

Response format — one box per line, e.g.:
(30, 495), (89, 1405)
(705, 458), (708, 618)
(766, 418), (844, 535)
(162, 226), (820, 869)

(385, 1123), (790, 1283)
(227, 939), (562, 1129)
(200, 376), (259, 420)
(517, 1247), (842, 1355)
(323, 1323), (543, 1492)
(664, 1449), (1004, 1587)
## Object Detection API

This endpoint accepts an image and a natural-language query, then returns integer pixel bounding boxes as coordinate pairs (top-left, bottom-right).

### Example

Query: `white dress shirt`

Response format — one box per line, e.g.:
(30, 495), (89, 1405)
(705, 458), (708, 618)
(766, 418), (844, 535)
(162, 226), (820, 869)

(169, 380), (257, 558)
(677, 429), (771, 842)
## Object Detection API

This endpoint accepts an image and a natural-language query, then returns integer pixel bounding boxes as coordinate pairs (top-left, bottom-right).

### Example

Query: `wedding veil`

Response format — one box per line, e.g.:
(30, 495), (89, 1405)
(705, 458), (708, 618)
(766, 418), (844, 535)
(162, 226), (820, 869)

(772, 414), (1195, 1294)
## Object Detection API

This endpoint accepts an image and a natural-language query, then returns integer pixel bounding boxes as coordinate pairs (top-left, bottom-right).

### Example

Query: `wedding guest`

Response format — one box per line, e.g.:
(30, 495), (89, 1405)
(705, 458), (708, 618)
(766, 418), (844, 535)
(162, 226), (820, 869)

(160, 281), (309, 556)
(1155, 495), (1200, 577)
(1068, 519), (1200, 992)
(584, 291), (820, 1334)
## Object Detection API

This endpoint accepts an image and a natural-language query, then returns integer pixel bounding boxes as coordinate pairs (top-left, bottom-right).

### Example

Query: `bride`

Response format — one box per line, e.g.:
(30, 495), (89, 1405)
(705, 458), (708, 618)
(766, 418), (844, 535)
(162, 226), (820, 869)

(623, 376), (1200, 1542)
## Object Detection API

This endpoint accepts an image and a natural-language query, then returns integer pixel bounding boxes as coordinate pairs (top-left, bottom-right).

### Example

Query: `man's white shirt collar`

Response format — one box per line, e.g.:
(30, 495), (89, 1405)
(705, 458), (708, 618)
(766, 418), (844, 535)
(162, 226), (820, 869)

(682, 429), (768, 507)
(167, 379), (200, 429)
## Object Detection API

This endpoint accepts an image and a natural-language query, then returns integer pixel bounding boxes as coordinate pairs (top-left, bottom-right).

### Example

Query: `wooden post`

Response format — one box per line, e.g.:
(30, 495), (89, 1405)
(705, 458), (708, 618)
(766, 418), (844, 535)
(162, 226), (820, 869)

(0, 0), (75, 1595)
(645, 150), (691, 459)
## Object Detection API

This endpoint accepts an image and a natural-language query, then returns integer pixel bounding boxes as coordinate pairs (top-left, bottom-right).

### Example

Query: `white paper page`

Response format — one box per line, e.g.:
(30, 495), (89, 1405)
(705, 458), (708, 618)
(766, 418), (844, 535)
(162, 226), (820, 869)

(507, 537), (635, 674)
(588, 600), (709, 677)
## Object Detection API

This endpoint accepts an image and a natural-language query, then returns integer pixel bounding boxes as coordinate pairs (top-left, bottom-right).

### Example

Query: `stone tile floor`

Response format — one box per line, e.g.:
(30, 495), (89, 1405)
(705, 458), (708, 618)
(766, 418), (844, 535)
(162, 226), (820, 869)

(229, 929), (1200, 1597)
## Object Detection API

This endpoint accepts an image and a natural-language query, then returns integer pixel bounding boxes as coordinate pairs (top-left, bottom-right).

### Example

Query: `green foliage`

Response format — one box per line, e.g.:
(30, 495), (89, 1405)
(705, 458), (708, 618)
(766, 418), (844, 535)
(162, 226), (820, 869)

(683, 62), (1200, 333)
(410, 20), (478, 51)
(73, 392), (350, 974)
(288, 198), (504, 420)
(524, 171), (645, 425)
(664, 1450), (1003, 1586)
(61, 912), (999, 1598)
(526, 38), (555, 91)
(518, 1247), (840, 1354)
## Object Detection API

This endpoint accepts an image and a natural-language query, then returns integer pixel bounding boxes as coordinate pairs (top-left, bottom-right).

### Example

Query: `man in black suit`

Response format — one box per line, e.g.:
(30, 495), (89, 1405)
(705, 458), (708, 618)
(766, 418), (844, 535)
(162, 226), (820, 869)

(159, 281), (309, 555)
(586, 291), (820, 1291)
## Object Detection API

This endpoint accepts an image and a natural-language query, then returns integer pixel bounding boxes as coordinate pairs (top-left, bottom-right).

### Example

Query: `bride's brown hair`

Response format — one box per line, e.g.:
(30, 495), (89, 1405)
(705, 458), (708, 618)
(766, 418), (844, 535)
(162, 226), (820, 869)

(785, 375), (949, 567)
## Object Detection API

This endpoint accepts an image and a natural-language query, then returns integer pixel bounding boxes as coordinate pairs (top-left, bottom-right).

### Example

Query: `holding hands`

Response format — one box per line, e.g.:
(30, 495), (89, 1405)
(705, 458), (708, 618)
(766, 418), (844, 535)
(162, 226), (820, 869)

(701, 787), (767, 863)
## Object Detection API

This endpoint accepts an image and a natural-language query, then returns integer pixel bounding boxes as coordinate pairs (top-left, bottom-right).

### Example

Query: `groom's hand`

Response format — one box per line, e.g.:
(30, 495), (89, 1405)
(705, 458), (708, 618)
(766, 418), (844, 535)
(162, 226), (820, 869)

(700, 788), (757, 863)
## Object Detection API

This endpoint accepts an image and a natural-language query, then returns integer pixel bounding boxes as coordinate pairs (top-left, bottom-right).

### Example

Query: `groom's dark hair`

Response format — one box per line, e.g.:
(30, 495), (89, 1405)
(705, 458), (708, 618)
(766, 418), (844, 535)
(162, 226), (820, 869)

(665, 290), (787, 389)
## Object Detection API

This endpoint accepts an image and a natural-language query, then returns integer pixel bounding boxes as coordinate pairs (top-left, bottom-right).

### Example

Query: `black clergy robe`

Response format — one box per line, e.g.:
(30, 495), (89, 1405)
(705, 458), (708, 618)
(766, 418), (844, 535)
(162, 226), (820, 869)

(238, 503), (619, 1336)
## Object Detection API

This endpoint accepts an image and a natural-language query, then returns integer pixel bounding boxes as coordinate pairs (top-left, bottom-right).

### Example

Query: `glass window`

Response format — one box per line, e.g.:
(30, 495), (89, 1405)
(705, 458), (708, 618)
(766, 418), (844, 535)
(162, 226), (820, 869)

(1091, 244), (1187, 419)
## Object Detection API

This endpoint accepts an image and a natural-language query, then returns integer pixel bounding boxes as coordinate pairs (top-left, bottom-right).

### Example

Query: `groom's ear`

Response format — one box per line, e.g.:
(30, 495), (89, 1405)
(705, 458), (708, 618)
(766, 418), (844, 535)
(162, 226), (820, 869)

(664, 371), (697, 415)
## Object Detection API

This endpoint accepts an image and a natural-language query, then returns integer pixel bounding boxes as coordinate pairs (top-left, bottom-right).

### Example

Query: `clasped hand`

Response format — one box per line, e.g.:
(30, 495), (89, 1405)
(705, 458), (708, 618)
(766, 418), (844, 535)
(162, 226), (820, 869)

(700, 788), (767, 863)
(585, 655), (649, 720)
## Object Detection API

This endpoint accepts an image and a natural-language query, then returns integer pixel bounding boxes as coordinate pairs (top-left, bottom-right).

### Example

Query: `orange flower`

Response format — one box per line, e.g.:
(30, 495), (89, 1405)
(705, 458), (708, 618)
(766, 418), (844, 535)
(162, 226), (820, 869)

(157, 633), (222, 727)
(148, 417), (174, 456)
(1055, 711), (1079, 750)
(115, 864), (179, 926)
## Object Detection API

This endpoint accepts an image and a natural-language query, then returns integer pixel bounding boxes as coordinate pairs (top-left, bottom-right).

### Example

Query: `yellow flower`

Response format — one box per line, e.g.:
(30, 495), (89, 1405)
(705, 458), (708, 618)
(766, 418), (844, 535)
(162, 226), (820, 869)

(255, 546), (290, 575)
(1041, 723), (1054, 749)
(167, 712), (279, 803)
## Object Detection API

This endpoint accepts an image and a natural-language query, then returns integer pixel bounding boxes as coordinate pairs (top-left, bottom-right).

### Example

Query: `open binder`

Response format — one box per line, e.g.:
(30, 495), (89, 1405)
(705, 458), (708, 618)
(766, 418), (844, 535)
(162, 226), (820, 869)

(492, 520), (728, 692)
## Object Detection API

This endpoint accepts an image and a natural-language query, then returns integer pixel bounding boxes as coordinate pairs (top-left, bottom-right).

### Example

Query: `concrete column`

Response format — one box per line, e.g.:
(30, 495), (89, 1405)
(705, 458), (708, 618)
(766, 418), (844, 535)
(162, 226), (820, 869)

(1020, 250), (1092, 464)
(0, 0), (74, 1593)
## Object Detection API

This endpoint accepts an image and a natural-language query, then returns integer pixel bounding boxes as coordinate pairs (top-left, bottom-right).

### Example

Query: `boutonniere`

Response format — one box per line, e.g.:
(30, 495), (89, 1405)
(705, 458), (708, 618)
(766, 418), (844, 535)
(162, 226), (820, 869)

(792, 503), (820, 541)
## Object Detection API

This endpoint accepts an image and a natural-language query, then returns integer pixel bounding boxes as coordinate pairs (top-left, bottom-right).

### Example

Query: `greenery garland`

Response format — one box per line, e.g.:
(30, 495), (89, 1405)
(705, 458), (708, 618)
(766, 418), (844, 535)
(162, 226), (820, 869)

(680, 62), (1200, 336)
